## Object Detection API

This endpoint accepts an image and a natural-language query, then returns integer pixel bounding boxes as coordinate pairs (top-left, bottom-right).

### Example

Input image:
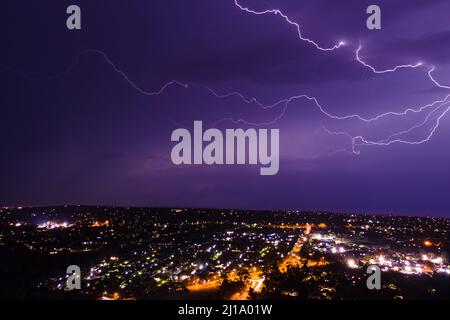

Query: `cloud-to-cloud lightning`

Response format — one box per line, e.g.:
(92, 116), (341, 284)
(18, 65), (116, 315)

(232, 0), (345, 51)
(324, 100), (450, 154)
(229, 1), (450, 154)
(427, 67), (450, 90)
(3, 0), (450, 157)
(355, 45), (423, 74)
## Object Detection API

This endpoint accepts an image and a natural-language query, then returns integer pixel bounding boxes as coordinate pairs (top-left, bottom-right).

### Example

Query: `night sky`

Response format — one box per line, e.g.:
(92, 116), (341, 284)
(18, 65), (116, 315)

(2, 0), (450, 217)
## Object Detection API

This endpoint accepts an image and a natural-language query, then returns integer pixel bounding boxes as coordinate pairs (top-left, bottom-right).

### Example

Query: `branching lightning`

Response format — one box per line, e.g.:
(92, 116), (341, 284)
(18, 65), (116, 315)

(227, 0), (450, 154)
(229, 0), (450, 154)
(427, 66), (450, 89)
(0, 49), (189, 95)
(323, 100), (450, 154)
(233, 0), (344, 52)
(2, 0), (450, 157)
(355, 44), (423, 74)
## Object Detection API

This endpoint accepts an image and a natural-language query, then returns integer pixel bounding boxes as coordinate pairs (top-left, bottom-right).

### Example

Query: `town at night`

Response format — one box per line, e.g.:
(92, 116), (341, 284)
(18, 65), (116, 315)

(1, 206), (448, 300)
(2, 1), (450, 316)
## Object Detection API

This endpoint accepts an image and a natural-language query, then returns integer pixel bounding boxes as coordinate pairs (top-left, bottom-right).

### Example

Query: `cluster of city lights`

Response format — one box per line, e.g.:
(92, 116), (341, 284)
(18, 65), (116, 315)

(37, 221), (72, 230)
(310, 232), (449, 276)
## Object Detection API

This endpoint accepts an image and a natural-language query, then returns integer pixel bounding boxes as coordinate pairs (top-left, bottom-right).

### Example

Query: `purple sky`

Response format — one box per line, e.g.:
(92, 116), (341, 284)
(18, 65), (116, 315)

(1, 0), (450, 217)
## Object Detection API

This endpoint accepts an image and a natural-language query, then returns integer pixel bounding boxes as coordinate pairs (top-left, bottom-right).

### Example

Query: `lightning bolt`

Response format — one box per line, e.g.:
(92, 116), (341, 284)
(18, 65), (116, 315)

(0, 49), (189, 95)
(82, 2), (450, 155)
(232, 0), (344, 51)
(228, 1), (450, 154)
(427, 66), (450, 89)
(9, 48), (441, 125)
(355, 44), (423, 73)
(213, 90), (450, 125)
(229, 1), (450, 152)
(324, 100), (450, 154)
(4, 47), (450, 155)
(2, 0), (450, 157)
(233, 1), (424, 75)
(315, 63), (450, 153)
(360, 106), (450, 147)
